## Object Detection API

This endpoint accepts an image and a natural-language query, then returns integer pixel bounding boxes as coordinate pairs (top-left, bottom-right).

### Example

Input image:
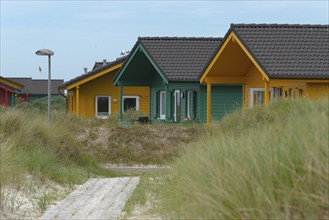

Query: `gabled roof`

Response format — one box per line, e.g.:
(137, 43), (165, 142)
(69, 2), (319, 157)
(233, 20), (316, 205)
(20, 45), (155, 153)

(7, 77), (63, 95)
(230, 23), (329, 79)
(62, 56), (127, 89)
(0, 76), (24, 91)
(115, 37), (222, 83)
(7, 78), (32, 93)
(92, 55), (128, 71)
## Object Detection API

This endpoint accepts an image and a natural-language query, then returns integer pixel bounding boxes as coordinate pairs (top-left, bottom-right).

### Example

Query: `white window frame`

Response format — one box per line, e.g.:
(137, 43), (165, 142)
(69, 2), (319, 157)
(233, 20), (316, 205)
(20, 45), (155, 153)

(173, 90), (181, 122)
(249, 88), (274, 108)
(122, 96), (140, 112)
(187, 90), (193, 120)
(95, 96), (111, 119)
(159, 91), (166, 119)
(272, 87), (282, 100)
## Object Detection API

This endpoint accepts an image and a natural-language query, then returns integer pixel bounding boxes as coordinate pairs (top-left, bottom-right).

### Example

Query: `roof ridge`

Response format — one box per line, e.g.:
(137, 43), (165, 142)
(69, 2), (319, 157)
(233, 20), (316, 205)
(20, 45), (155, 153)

(139, 36), (221, 41)
(32, 79), (63, 81)
(231, 23), (329, 28)
(7, 77), (32, 79)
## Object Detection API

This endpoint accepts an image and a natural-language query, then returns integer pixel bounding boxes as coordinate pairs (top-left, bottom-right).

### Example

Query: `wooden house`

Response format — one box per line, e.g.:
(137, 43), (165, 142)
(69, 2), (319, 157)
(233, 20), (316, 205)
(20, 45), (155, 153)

(113, 37), (228, 123)
(62, 56), (149, 118)
(200, 24), (329, 124)
(7, 77), (64, 103)
(0, 76), (23, 107)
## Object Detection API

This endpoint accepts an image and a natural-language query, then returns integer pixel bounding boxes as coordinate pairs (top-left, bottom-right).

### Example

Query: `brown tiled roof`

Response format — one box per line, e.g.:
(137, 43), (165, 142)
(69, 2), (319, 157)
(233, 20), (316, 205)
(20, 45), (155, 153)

(231, 23), (329, 79)
(7, 77), (63, 95)
(63, 56), (127, 88)
(138, 37), (222, 81)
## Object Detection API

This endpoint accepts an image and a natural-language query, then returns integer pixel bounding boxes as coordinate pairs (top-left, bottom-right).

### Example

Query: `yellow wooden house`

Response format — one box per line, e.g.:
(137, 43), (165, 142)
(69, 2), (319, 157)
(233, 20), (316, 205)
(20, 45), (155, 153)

(200, 24), (329, 124)
(62, 56), (150, 118)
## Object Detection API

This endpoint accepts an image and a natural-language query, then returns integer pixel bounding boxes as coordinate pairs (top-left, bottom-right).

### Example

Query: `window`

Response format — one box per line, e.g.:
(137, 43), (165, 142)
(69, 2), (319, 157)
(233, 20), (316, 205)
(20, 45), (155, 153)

(249, 88), (274, 108)
(95, 96), (111, 118)
(273, 87), (282, 100)
(186, 90), (196, 120)
(123, 96), (140, 112)
(173, 90), (181, 122)
(159, 91), (166, 119)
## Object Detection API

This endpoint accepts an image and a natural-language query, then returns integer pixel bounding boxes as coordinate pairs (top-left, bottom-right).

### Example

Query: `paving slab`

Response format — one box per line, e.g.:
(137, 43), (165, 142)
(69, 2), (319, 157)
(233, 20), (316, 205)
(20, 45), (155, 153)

(40, 177), (140, 220)
(101, 164), (170, 174)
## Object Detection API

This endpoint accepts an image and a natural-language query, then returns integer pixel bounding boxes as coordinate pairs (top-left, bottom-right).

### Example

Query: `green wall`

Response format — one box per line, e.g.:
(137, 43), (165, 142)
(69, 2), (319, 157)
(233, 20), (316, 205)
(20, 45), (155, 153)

(150, 81), (203, 123)
(201, 84), (243, 123)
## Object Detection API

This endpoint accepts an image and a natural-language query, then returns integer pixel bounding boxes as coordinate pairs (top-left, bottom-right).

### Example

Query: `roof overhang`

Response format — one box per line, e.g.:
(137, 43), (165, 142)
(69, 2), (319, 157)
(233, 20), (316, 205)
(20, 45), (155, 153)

(64, 63), (123, 90)
(200, 31), (269, 84)
(0, 76), (24, 90)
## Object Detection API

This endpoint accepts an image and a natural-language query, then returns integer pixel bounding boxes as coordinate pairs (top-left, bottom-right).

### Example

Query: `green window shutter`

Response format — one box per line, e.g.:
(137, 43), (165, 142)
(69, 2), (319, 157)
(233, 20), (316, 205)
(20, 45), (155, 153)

(168, 91), (173, 120)
(155, 91), (160, 119)
(192, 91), (197, 120)
(185, 90), (188, 119)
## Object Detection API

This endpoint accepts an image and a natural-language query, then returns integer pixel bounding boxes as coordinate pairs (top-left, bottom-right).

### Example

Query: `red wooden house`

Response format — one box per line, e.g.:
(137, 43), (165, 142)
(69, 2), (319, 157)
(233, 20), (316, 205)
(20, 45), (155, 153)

(0, 76), (24, 107)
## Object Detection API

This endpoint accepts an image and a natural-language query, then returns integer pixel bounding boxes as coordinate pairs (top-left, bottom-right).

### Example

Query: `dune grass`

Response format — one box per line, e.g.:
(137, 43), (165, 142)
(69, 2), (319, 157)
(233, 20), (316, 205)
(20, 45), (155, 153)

(0, 108), (114, 188)
(78, 123), (204, 165)
(158, 99), (329, 219)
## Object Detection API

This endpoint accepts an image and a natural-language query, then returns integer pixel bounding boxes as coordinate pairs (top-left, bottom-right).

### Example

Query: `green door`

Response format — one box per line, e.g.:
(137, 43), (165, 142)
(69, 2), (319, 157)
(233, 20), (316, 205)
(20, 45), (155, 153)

(211, 85), (242, 121)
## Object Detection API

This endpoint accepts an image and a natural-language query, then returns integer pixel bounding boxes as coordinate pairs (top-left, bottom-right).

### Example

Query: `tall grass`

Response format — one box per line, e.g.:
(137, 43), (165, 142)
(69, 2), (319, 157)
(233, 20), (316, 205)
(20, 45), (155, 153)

(0, 108), (113, 188)
(158, 99), (329, 219)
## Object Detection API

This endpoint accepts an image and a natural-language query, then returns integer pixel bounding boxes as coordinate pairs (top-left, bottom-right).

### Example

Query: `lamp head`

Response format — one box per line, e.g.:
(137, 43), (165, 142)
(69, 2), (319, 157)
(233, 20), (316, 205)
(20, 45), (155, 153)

(36, 48), (54, 56)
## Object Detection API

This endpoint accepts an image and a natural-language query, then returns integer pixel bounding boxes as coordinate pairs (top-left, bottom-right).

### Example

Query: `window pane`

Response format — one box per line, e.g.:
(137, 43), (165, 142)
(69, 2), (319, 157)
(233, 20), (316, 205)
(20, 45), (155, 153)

(255, 91), (264, 105)
(187, 91), (193, 118)
(97, 97), (109, 115)
(123, 98), (136, 112)
(160, 92), (166, 117)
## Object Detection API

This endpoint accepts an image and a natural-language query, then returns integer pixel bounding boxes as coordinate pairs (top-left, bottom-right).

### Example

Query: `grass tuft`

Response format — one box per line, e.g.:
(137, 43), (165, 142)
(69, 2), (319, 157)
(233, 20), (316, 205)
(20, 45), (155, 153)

(0, 108), (114, 188)
(158, 99), (329, 219)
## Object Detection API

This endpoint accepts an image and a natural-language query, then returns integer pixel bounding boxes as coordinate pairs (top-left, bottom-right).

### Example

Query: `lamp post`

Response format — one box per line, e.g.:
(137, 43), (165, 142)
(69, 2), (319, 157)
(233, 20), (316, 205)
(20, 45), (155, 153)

(35, 48), (54, 123)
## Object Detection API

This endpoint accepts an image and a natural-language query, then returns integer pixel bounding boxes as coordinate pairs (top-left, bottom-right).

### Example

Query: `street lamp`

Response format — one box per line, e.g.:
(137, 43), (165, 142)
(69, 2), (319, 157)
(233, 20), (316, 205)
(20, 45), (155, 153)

(35, 48), (54, 123)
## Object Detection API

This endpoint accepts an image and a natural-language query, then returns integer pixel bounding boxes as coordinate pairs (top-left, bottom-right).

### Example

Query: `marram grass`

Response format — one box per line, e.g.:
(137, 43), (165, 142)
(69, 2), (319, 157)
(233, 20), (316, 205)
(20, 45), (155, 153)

(158, 99), (329, 219)
(0, 108), (113, 187)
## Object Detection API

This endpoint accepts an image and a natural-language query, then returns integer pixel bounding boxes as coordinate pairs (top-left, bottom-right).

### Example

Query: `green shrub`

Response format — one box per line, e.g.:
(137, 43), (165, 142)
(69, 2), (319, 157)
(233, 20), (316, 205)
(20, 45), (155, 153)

(158, 99), (329, 219)
(123, 109), (146, 121)
(14, 96), (66, 113)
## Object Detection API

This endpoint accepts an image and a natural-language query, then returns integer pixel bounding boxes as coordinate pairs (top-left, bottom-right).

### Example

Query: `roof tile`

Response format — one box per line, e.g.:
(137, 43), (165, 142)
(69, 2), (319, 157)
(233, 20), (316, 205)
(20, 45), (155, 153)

(232, 23), (329, 79)
(139, 37), (221, 81)
(7, 78), (63, 94)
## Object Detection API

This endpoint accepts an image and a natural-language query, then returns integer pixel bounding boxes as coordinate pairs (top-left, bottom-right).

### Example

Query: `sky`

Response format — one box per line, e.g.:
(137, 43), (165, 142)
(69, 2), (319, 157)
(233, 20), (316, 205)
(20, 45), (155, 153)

(1, 1), (328, 82)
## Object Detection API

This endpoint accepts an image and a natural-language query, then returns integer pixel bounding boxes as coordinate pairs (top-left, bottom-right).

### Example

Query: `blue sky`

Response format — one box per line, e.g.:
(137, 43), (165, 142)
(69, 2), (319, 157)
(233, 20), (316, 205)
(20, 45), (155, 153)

(1, 0), (328, 81)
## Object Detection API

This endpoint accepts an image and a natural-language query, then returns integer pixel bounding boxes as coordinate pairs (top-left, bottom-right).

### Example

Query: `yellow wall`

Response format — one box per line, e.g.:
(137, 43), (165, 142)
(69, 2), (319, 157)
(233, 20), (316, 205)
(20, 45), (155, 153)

(244, 66), (265, 107)
(306, 83), (329, 99)
(67, 70), (150, 118)
(202, 33), (327, 108)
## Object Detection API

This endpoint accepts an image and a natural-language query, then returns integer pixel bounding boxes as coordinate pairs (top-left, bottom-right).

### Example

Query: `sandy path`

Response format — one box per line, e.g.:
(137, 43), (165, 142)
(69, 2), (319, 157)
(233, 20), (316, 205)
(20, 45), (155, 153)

(39, 177), (139, 220)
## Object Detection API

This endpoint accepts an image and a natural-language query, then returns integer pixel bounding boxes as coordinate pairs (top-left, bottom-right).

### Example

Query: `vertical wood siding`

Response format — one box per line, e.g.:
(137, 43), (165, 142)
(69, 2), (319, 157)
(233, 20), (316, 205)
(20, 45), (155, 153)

(69, 71), (149, 118)
(244, 66), (265, 107)
(210, 85), (243, 121)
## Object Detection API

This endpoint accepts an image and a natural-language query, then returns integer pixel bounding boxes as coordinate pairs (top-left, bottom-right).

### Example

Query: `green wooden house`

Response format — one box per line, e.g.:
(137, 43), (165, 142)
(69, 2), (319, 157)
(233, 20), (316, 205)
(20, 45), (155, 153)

(7, 77), (64, 103)
(113, 37), (241, 123)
